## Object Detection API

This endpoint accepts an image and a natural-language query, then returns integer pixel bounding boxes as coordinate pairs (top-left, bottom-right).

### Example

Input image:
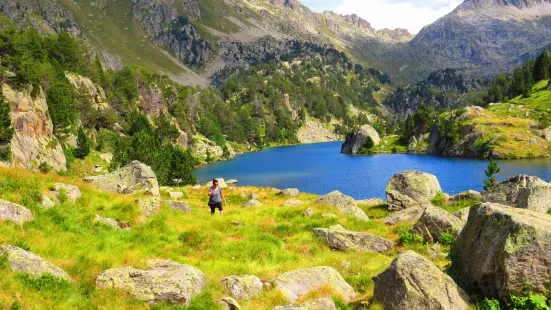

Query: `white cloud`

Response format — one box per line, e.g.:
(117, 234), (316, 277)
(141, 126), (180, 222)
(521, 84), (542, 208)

(333, 0), (462, 34)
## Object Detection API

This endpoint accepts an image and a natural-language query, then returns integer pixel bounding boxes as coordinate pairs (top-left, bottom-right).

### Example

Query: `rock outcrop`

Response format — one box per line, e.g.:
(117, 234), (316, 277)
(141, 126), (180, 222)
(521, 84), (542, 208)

(136, 198), (161, 217)
(65, 73), (108, 110)
(382, 206), (426, 225)
(341, 124), (380, 154)
(163, 200), (191, 213)
(219, 296), (242, 310)
(2, 84), (66, 171)
(274, 266), (355, 302)
(51, 183), (81, 203)
(297, 117), (339, 144)
(0, 199), (33, 224)
(385, 170), (442, 210)
(313, 225), (394, 252)
(449, 190), (481, 203)
(453, 207), (470, 222)
(221, 274), (264, 301)
(452, 202), (551, 299)
(374, 251), (470, 310)
(315, 191), (369, 221)
(280, 188), (299, 197)
(410, 206), (465, 243)
(0, 245), (70, 280)
(243, 199), (262, 208)
(481, 175), (551, 213)
(84, 160), (160, 197)
(93, 215), (121, 229)
(282, 198), (304, 207)
(96, 259), (207, 305)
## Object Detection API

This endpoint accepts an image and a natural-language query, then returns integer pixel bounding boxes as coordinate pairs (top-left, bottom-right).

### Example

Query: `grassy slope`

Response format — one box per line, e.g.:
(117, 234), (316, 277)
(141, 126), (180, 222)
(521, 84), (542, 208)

(0, 164), (461, 309)
(490, 80), (551, 121)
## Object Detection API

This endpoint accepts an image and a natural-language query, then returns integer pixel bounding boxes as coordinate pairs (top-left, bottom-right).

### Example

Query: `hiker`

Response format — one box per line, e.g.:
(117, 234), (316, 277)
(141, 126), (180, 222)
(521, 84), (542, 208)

(208, 179), (226, 216)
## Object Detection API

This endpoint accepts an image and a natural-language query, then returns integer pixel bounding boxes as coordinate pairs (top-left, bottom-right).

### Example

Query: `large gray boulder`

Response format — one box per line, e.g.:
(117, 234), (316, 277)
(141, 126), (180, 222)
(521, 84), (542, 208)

(341, 124), (380, 154)
(163, 200), (192, 214)
(481, 174), (551, 213)
(449, 190), (481, 203)
(374, 251), (470, 310)
(96, 259), (207, 305)
(280, 188), (300, 197)
(452, 203), (551, 299)
(313, 225), (394, 252)
(243, 199), (262, 208)
(221, 274), (264, 301)
(136, 197), (161, 217)
(274, 266), (355, 302)
(0, 199), (33, 224)
(84, 160), (160, 197)
(452, 207), (470, 222)
(0, 245), (70, 280)
(51, 183), (82, 203)
(219, 296), (241, 310)
(410, 206), (465, 243)
(315, 191), (369, 221)
(383, 206), (427, 225)
(385, 170), (442, 210)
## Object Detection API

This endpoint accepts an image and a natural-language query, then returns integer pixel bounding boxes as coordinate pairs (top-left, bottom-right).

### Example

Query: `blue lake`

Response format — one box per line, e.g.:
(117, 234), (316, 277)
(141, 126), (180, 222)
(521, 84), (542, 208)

(194, 141), (551, 199)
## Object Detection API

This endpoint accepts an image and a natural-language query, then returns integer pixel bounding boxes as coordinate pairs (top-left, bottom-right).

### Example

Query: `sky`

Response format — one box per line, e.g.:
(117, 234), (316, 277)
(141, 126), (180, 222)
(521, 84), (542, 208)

(301, 0), (462, 34)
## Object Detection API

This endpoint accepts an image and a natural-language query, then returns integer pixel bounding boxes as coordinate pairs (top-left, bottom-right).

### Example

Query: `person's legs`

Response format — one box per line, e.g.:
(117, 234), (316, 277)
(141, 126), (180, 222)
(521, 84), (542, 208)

(209, 204), (215, 215)
(218, 202), (224, 216)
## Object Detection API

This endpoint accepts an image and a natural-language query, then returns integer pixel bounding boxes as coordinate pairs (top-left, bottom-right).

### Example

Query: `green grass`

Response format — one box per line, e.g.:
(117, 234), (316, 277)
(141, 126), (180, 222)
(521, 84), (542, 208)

(368, 135), (408, 154)
(0, 165), (451, 309)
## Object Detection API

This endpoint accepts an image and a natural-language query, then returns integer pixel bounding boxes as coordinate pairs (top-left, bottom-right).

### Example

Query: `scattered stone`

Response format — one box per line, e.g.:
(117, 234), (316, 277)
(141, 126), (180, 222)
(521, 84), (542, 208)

(303, 208), (314, 216)
(192, 184), (202, 190)
(383, 206), (426, 225)
(313, 225), (394, 252)
(322, 213), (337, 218)
(410, 206), (465, 243)
(169, 191), (184, 199)
(243, 199), (262, 208)
(282, 198), (305, 207)
(41, 195), (55, 208)
(452, 202), (551, 299)
(452, 207), (470, 222)
(163, 200), (191, 214)
(0, 199), (33, 224)
(274, 266), (355, 302)
(206, 178), (228, 188)
(374, 251), (470, 310)
(280, 188), (300, 197)
(84, 160), (160, 197)
(341, 124), (380, 154)
(51, 183), (82, 203)
(303, 297), (337, 310)
(0, 245), (70, 280)
(93, 165), (104, 173)
(232, 221), (245, 226)
(221, 275), (264, 301)
(96, 259), (207, 306)
(481, 174), (551, 213)
(449, 190), (481, 203)
(99, 152), (113, 163)
(385, 170), (442, 210)
(219, 296), (242, 310)
(94, 214), (120, 229)
(247, 193), (260, 200)
(315, 191), (369, 221)
(136, 197), (161, 217)
(226, 179), (238, 184)
(356, 198), (384, 207)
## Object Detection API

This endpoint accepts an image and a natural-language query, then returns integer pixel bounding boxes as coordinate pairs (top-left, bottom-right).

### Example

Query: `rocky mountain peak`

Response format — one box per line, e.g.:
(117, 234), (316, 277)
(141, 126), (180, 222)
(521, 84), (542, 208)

(454, 0), (551, 12)
(341, 14), (374, 30)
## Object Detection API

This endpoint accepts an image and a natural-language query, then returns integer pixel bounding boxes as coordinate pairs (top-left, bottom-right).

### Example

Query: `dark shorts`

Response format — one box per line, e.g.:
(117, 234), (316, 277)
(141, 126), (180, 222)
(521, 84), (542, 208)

(208, 202), (223, 213)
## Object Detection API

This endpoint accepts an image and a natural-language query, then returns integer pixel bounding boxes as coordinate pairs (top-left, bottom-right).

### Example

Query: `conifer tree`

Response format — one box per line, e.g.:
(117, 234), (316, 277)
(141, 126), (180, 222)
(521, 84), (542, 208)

(74, 127), (90, 159)
(483, 159), (500, 191)
(534, 49), (550, 82)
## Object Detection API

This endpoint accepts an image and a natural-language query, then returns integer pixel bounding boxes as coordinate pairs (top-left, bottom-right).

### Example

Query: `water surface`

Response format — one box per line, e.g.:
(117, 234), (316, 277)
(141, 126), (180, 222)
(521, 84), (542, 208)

(195, 142), (551, 199)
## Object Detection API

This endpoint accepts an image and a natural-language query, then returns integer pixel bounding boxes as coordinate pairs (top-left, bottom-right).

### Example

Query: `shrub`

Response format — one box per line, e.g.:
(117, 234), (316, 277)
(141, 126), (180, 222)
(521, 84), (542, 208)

(510, 294), (550, 310)
(483, 159), (500, 191)
(397, 227), (423, 245)
(38, 162), (52, 174)
(439, 232), (455, 246)
(57, 188), (68, 204)
(74, 127), (90, 159)
(16, 273), (70, 292)
(431, 191), (447, 207)
(478, 298), (501, 310)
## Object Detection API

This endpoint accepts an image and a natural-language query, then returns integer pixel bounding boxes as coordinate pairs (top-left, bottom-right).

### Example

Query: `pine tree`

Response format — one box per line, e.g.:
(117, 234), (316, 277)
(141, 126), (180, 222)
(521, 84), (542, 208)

(74, 127), (90, 159)
(0, 94), (13, 144)
(534, 49), (550, 82)
(483, 159), (500, 191)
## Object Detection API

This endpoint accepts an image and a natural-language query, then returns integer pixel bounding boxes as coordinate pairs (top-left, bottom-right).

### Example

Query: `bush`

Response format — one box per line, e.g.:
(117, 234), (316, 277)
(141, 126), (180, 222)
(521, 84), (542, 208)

(431, 191), (447, 207)
(73, 127), (90, 159)
(38, 162), (52, 174)
(478, 298), (501, 310)
(16, 273), (70, 292)
(46, 81), (76, 134)
(510, 294), (550, 310)
(439, 232), (455, 246)
(397, 227), (423, 245)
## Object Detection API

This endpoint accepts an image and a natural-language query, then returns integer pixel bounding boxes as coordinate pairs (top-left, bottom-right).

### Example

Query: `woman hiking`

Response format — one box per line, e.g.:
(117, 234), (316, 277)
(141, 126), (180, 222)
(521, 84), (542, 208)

(208, 179), (226, 216)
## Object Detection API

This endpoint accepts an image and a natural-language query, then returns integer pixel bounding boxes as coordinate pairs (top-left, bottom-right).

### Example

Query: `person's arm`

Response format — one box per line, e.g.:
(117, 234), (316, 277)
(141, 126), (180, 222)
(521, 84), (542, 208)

(208, 188), (214, 196)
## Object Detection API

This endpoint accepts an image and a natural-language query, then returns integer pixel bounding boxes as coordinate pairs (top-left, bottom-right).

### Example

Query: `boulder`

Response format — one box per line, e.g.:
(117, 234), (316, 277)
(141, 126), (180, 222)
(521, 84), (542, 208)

(206, 178), (228, 188)
(282, 198), (305, 207)
(313, 225), (394, 252)
(410, 206), (465, 243)
(383, 206), (426, 225)
(226, 179), (238, 184)
(481, 174), (551, 213)
(247, 193), (260, 200)
(84, 161), (160, 197)
(452, 207), (470, 222)
(315, 191), (369, 221)
(192, 184), (202, 190)
(51, 183), (81, 203)
(0, 199), (33, 224)
(452, 203), (551, 299)
(374, 251), (470, 310)
(221, 274), (264, 301)
(243, 199), (262, 208)
(3, 84), (66, 171)
(219, 296), (242, 310)
(96, 259), (207, 306)
(274, 266), (355, 302)
(341, 124), (380, 154)
(163, 200), (191, 214)
(303, 208), (314, 217)
(169, 191), (184, 199)
(356, 198), (384, 207)
(94, 215), (120, 229)
(41, 195), (55, 208)
(99, 152), (113, 163)
(0, 245), (70, 280)
(303, 297), (337, 310)
(136, 198), (161, 217)
(449, 190), (481, 203)
(280, 188), (299, 197)
(385, 170), (442, 210)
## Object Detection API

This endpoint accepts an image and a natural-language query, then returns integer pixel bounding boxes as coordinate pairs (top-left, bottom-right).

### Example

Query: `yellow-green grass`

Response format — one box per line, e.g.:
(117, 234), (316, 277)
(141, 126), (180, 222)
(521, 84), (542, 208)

(369, 135), (408, 153)
(0, 165), (456, 309)
(490, 80), (551, 121)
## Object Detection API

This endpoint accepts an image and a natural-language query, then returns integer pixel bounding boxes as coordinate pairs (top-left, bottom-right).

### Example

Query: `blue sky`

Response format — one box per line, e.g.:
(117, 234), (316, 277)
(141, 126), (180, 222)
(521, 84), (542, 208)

(301, 0), (462, 33)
